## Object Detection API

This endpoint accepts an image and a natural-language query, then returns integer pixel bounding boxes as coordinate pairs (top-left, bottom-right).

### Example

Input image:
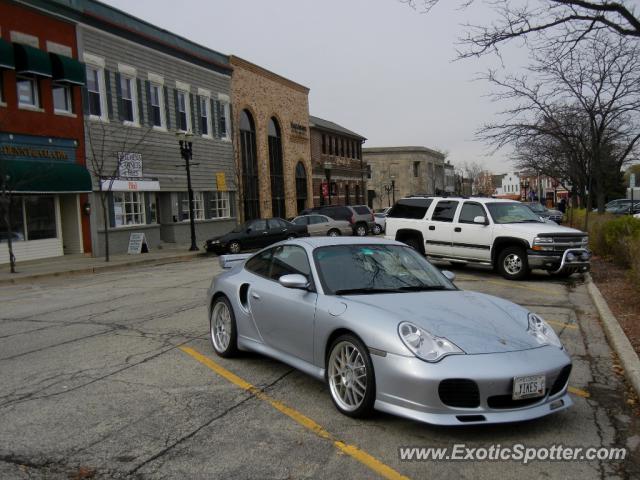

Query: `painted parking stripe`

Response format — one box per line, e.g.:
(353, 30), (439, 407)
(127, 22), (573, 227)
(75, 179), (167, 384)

(546, 320), (579, 330)
(179, 346), (410, 480)
(568, 386), (590, 398)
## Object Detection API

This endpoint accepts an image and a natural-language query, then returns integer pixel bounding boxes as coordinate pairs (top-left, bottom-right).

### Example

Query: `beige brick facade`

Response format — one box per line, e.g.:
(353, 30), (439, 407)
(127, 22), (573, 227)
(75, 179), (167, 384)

(230, 56), (313, 220)
(363, 147), (446, 211)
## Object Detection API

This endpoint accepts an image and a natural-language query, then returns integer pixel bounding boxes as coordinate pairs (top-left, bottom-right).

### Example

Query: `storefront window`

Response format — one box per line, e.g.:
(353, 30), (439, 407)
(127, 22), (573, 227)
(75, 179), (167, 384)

(179, 192), (204, 221)
(0, 197), (25, 243)
(24, 197), (56, 240)
(206, 191), (231, 219)
(113, 191), (145, 227)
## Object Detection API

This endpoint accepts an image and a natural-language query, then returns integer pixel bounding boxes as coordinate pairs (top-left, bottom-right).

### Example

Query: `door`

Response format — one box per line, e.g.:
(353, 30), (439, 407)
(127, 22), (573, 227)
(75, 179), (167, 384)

(308, 215), (330, 236)
(248, 245), (317, 362)
(267, 218), (290, 243)
(424, 200), (459, 257)
(450, 201), (492, 261)
(244, 219), (269, 249)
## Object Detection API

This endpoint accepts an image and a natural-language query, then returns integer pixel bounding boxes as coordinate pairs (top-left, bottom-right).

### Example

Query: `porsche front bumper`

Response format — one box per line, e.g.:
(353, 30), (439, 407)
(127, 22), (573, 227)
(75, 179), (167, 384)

(371, 345), (573, 426)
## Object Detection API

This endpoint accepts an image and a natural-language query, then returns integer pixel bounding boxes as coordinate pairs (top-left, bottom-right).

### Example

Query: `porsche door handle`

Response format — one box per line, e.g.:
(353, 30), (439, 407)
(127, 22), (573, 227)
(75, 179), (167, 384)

(251, 292), (261, 300)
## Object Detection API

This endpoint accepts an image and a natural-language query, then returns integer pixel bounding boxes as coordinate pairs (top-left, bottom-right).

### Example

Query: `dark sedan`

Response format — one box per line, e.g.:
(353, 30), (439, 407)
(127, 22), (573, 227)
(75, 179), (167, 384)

(205, 218), (308, 254)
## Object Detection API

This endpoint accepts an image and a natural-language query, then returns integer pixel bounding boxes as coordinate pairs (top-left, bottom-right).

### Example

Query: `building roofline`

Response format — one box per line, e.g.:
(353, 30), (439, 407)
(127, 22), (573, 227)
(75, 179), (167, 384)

(17, 0), (233, 75)
(308, 115), (366, 140)
(229, 56), (309, 94)
(362, 146), (445, 159)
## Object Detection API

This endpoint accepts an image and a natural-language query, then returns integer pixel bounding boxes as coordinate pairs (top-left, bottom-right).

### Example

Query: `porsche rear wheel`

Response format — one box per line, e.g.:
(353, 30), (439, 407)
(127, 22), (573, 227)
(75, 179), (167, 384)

(210, 296), (238, 357)
(327, 335), (375, 418)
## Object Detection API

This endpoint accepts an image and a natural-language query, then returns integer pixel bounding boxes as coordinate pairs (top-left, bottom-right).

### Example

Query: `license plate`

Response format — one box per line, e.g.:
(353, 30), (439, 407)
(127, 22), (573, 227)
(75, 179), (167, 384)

(513, 374), (545, 400)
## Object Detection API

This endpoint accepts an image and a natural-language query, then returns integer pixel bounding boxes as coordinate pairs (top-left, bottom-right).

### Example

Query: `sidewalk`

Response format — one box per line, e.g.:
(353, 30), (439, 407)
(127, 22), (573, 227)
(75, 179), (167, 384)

(0, 245), (206, 285)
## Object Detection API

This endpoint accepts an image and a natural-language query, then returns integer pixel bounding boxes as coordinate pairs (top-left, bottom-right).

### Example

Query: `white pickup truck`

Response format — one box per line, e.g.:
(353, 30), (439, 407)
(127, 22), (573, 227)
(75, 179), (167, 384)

(384, 196), (590, 280)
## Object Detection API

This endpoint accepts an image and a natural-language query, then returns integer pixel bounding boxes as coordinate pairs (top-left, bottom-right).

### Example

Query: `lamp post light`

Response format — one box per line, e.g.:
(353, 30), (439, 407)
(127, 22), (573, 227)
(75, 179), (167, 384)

(177, 132), (199, 251)
(324, 161), (333, 205)
(390, 174), (396, 204)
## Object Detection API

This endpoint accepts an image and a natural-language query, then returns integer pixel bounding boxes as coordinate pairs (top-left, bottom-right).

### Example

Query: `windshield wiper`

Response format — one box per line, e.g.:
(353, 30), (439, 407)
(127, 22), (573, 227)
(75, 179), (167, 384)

(398, 285), (448, 291)
(334, 288), (402, 295)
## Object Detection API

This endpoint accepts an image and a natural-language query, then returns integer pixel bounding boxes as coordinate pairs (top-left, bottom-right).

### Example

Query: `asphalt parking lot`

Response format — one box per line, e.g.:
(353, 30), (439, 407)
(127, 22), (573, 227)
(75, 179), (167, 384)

(0, 258), (639, 479)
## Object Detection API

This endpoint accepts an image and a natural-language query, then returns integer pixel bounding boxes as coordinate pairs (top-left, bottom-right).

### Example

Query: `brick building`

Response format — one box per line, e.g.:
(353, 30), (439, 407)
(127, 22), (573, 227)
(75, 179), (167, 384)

(0, 0), (92, 264)
(230, 56), (313, 220)
(363, 146), (445, 210)
(309, 116), (366, 207)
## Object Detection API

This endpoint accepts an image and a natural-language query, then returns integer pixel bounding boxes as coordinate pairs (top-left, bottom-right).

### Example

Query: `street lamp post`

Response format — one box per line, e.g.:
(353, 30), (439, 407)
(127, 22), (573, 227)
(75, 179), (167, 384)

(324, 161), (333, 205)
(391, 174), (396, 204)
(177, 133), (198, 251)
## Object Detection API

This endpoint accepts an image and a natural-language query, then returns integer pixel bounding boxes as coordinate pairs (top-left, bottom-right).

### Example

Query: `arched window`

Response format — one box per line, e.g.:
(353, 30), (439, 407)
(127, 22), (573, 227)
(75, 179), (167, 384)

(295, 162), (308, 214)
(240, 110), (259, 220)
(268, 117), (285, 218)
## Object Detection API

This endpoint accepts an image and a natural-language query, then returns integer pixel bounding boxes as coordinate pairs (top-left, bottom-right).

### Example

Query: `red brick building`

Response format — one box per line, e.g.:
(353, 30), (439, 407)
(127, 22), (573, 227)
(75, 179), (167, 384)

(0, 0), (91, 264)
(309, 116), (366, 207)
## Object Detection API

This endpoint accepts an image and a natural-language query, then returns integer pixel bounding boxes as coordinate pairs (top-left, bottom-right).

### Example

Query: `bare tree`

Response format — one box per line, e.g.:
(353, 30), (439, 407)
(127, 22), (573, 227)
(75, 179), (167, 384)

(457, 160), (485, 194)
(404, 0), (640, 57)
(85, 120), (153, 262)
(478, 32), (640, 217)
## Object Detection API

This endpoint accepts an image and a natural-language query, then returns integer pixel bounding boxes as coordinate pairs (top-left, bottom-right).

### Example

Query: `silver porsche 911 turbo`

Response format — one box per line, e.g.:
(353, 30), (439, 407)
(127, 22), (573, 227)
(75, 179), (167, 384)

(207, 237), (572, 426)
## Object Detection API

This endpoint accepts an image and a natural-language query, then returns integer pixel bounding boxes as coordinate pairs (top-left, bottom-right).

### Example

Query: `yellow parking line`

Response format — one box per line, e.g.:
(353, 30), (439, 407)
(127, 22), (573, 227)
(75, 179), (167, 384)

(546, 320), (579, 330)
(179, 346), (410, 480)
(568, 386), (591, 398)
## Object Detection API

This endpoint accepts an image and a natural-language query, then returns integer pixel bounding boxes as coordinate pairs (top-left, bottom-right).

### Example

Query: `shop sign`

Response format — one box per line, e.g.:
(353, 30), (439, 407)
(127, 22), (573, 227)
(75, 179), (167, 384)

(101, 179), (160, 191)
(216, 172), (227, 192)
(0, 133), (76, 163)
(117, 152), (143, 178)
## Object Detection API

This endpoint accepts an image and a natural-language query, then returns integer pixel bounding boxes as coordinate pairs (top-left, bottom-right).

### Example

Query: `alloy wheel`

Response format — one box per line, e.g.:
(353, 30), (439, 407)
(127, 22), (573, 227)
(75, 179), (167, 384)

(503, 253), (523, 275)
(328, 341), (367, 412)
(356, 225), (367, 236)
(211, 301), (232, 353)
(229, 241), (241, 254)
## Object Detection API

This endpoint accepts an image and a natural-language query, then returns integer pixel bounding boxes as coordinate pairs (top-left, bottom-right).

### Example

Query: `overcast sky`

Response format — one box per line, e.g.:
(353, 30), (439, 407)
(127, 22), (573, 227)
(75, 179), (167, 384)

(102, 0), (526, 173)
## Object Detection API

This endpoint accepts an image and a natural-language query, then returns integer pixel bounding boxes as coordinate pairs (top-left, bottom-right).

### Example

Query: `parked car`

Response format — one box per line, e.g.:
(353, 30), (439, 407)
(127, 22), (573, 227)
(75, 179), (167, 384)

(300, 205), (375, 237)
(204, 218), (308, 254)
(384, 197), (590, 280)
(373, 212), (387, 235)
(292, 214), (352, 237)
(601, 199), (633, 211)
(209, 237), (573, 425)
(608, 201), (640, 215)
(524, 202), (563, 223)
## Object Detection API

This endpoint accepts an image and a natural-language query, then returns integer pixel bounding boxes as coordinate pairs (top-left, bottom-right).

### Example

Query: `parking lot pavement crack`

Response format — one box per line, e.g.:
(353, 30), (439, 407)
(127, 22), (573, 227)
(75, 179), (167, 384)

(127, 366), (296, 476)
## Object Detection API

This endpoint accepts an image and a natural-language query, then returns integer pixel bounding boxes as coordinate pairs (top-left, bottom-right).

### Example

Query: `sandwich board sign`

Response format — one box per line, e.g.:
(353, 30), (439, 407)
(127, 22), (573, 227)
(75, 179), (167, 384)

(127, 232), (149, 254)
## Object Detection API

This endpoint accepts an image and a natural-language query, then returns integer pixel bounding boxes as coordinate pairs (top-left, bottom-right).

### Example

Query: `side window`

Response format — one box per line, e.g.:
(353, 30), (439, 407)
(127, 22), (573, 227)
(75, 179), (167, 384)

(292, 217), (307, 225)
(459, 203), (487, 224)
(245, 249), (273, 277)
(268, 218), (286, 229)
(431, 201), (459, 223)
(270, 245), (311, 281)
(387, 199), (433, 219)
(250, 219), (267, 231)
(311, 216), (328, 224)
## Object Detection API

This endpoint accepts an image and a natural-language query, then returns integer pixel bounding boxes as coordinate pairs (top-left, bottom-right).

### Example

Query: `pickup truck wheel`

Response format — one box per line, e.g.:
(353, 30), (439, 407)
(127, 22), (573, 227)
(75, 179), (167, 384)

(497, 246), (530, 280)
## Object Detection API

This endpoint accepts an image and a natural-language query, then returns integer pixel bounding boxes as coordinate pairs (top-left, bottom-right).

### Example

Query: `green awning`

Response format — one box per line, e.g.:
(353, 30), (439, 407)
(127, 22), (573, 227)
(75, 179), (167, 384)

(13, 43), (52, 77)
(1, 159), (92, 193)
(50, 53), (85, 85)
(0, 38), (14, 70)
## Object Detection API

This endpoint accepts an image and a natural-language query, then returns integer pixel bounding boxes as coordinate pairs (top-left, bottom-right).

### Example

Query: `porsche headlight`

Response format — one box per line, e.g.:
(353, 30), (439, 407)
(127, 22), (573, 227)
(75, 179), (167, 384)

(528, 313), (562, 348)
(398, 322), (464, 362)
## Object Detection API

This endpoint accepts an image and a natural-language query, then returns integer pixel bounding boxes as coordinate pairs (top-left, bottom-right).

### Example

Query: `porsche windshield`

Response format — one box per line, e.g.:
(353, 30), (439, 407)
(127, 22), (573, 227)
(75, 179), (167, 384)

(313, 244), (455, 295)
(486, 202), (543, 224)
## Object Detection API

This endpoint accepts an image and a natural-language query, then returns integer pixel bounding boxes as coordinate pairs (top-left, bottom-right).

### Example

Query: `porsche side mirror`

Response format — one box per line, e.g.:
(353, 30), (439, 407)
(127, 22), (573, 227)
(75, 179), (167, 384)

(279, 274), (309, 290)
(473, 216), (487, 225)
(442, 270), (456, 282)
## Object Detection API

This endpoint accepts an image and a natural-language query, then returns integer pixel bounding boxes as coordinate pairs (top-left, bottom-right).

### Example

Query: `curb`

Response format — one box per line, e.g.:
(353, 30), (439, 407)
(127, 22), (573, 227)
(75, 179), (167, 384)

(0, 253), (205, 286)
(585, 273), (640, 398)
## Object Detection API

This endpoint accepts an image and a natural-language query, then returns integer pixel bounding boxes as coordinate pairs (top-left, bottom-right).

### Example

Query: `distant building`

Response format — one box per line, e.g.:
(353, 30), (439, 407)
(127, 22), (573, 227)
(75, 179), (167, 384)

(309, 116), (366, 207)
(444, 162), (455, 194)
(363, 146), (445, 210)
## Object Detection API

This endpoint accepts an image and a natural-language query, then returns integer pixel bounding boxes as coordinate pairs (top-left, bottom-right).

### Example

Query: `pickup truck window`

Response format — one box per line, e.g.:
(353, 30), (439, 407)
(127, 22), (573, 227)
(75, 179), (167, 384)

(387, 199), (433, 219)
(431, 201), (459, 223)
(486, 202), (543, 224)
(459, 202), (487, 223)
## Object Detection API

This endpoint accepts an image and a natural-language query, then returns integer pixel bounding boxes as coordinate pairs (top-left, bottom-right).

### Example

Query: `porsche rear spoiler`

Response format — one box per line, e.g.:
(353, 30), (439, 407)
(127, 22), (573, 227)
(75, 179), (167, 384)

(219, 254), (252, 269)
